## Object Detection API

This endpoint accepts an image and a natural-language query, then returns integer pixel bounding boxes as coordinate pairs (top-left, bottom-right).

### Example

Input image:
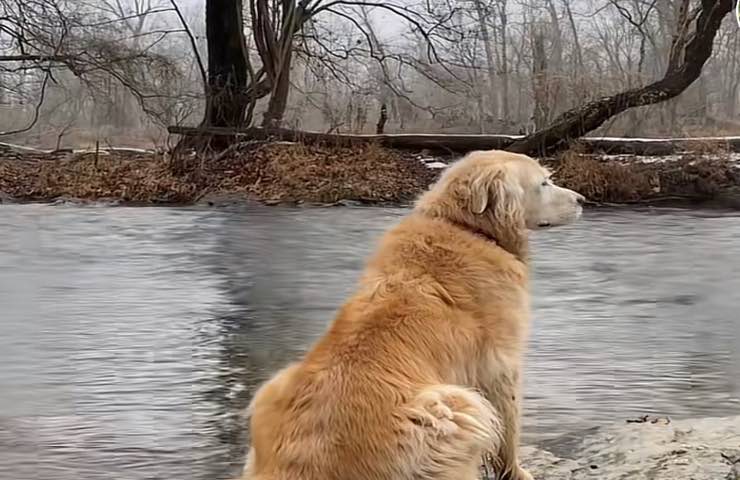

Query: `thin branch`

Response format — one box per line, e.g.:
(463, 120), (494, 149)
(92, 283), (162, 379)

(74, 7), (174, 28)
(0, 65), (51, 136)
(167, 0), (207, 90)
(0, 54), (69, 62)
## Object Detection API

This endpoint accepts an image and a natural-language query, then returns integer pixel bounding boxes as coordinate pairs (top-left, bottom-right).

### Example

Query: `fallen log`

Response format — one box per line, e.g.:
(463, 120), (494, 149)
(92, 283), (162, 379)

(580, 136), (740, 155)
(167, 125), (517, 152)
(167, 125), (740, 156)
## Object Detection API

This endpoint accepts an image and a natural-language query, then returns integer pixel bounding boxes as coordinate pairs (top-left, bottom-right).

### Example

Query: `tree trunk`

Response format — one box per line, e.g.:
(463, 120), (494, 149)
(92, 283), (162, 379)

(254, 0), (300, 128)
(562, 0), (583, 73)
(726, 34), (740, 118)
(376, 104), (388, 134)
(262, 45), (293, 127)
(531, 28), (549, 130)
(497, 0), (510, 122)
(545, 0), (564, 115)
(203, 0), (250, 128)
(473, 0), (498, 121)
(508, 0), (733, 155)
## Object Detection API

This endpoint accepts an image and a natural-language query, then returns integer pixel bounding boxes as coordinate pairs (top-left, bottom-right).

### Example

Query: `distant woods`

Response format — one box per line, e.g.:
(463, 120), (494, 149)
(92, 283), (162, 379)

(0, 1), (738, 150)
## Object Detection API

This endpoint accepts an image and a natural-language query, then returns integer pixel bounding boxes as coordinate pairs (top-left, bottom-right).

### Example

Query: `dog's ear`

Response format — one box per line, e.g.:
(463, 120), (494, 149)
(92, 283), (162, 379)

(470, 169), (498, 214)
(470, 177), (488, 215)
(470, 168), (521, 217)
(471, 164), (527, 260)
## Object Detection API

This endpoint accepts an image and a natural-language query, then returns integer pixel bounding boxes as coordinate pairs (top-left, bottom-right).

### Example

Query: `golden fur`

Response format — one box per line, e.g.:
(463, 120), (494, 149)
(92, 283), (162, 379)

(242, 150), (584, 480)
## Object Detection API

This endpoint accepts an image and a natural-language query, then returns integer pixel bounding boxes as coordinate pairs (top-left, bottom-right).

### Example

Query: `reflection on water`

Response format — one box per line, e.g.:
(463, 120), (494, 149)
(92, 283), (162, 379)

(0, 204), (739, 479)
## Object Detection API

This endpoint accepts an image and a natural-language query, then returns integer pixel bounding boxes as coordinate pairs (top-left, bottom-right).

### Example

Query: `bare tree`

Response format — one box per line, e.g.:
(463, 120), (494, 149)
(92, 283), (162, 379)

(0, 0), (738, 147)
(201, 0), (251, 128)
(0, 0), (195, 139)
(508, 0), (734, 155)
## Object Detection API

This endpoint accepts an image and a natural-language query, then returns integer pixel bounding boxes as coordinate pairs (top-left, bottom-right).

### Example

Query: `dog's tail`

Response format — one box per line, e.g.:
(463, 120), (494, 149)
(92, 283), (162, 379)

(401, 384), (501, 478)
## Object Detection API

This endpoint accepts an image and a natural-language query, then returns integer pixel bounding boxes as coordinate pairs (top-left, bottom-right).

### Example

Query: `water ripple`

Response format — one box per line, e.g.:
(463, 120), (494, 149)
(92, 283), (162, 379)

(1, 204), (739, 479)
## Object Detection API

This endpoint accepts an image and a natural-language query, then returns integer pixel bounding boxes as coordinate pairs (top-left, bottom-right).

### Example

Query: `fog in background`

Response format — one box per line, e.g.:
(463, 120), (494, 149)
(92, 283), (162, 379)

(1, 0), (739, 149)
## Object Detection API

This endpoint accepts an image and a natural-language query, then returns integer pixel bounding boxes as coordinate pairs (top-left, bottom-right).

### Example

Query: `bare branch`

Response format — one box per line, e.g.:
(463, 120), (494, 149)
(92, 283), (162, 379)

(167, 0), (207, 90)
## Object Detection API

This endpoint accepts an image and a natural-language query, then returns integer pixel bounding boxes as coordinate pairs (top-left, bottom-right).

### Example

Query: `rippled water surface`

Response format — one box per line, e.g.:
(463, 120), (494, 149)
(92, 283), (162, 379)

(1, 204), (739, 479)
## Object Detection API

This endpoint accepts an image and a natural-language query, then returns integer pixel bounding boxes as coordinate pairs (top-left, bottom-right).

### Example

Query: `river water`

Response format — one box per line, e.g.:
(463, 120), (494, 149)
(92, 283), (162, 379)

(1, 203), (739, 480)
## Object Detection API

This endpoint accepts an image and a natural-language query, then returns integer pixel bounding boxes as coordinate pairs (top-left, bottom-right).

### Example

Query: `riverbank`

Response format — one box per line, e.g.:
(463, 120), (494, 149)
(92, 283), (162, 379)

(515, 415), (740, 480)
(1, 141), (739, 208)
(0, 142), (436, 206)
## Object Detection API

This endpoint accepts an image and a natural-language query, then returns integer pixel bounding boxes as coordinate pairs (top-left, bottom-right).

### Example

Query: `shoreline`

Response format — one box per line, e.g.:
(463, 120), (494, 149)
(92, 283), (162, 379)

(515, 415), (740, 480)
(4, 195), (740, 212)
(2, 142), (740, 210)
(4, 191), (740, 211)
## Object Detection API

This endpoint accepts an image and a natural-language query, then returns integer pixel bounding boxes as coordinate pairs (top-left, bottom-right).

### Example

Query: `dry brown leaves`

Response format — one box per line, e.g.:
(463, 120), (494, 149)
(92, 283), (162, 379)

(0, 142), (437, 205)
(1, 151), (196, 203)
(2, 142), (737, 206)
(552, 151), (739, 203)
(184, 142), (437, 204)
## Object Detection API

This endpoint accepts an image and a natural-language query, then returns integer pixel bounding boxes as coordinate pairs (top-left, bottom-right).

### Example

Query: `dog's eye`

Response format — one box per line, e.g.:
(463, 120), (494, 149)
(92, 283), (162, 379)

(541, 179), (549, 187)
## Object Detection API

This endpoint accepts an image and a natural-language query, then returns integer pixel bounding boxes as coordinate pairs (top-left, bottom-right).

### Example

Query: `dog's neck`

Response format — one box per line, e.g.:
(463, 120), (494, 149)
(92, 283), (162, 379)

(458, 220), (528, 263)
(417, 212), (529, 263)
(464, 223), (499, 244)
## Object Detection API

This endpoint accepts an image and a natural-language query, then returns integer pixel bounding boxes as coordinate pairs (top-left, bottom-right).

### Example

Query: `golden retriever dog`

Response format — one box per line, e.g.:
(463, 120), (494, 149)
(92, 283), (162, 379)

(243, 150), (584, 480)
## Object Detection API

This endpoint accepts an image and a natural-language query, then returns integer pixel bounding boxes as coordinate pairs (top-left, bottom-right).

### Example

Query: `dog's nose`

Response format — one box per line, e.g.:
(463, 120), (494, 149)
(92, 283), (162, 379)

(575, 193), (586, 205)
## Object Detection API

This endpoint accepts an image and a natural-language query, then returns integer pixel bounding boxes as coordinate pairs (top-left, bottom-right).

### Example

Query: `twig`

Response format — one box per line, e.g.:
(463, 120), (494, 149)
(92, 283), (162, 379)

(95, 140), (100, 169)
(0, 67), (51, 137)
(0, 55), (70, 62)
(167, 0), (207, 90)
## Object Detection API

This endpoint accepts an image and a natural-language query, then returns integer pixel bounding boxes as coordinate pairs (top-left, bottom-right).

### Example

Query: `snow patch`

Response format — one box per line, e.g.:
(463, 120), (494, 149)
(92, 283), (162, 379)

(0, 142), (50, 153)
(0, 142), (156, 155)
(595, 152), (740, 167)
(589, 135), (740, 142)
(424, 161), (448, 169)
(71, 147), (155, 154)
(416, 155), (449, 170)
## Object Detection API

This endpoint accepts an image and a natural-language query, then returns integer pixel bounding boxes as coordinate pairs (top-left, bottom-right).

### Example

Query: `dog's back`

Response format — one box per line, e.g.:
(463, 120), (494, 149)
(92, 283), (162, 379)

(243, 244), (503, 479)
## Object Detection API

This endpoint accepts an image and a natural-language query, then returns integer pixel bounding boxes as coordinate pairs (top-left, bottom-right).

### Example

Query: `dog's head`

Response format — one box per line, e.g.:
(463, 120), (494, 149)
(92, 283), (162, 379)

(415, 150), (584, 259)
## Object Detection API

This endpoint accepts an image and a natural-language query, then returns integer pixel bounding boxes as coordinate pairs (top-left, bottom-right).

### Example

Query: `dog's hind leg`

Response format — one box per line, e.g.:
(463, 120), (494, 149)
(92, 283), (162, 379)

(400, 384), (501, 480)
(480, 369), (533, 480)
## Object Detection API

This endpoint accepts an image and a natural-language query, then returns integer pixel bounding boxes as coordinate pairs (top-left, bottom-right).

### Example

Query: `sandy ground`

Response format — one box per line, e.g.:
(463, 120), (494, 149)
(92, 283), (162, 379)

(518, 415), (740, 480)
